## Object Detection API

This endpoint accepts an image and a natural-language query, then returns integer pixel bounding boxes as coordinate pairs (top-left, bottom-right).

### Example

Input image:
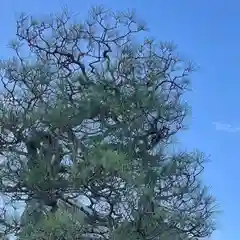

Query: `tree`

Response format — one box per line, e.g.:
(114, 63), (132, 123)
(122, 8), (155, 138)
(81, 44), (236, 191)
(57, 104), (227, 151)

(0, 5), (216, 239)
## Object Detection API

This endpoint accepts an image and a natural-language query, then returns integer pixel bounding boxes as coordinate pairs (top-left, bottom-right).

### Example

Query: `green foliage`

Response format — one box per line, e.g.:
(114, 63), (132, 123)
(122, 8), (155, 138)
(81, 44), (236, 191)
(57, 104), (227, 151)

(19, 209), (86, 239)
(0, 5), (216, 240)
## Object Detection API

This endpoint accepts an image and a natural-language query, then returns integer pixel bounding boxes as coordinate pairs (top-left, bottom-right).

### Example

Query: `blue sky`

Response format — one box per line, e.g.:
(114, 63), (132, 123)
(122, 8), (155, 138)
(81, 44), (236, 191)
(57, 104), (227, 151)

(1, 0), (239, 239)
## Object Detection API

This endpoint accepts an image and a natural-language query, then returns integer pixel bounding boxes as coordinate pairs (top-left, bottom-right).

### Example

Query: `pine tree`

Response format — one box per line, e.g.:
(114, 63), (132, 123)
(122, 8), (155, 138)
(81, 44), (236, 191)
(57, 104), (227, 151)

(0, 5), (216, 240)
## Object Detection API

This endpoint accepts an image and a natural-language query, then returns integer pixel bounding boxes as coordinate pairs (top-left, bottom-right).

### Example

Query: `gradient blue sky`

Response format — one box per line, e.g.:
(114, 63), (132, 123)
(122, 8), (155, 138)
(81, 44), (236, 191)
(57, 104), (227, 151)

(1, 0), (239, 239)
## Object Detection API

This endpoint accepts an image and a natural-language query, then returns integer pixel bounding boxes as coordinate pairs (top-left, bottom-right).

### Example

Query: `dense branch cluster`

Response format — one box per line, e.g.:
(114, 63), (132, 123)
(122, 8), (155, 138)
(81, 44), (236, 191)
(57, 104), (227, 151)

(0, 5), (216, 240)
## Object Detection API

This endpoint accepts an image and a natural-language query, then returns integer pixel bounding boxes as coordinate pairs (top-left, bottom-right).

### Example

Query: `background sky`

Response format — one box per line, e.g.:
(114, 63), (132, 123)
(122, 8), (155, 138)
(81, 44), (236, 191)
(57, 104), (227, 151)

(0, 0), (239, 239)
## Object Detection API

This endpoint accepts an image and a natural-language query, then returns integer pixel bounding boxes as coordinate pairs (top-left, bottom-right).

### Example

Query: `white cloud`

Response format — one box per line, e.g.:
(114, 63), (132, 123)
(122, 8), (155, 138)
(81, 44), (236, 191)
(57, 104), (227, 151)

(212, 121), (240, 132)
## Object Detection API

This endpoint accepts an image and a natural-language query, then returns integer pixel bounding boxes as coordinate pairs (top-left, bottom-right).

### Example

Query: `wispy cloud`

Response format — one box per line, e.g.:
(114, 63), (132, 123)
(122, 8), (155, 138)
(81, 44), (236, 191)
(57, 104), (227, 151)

(212, 122), (240, 132)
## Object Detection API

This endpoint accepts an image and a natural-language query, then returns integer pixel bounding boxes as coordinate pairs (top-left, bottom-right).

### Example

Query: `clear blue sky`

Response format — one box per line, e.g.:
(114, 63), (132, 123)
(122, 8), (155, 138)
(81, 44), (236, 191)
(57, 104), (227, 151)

(1, 0), (239, 239)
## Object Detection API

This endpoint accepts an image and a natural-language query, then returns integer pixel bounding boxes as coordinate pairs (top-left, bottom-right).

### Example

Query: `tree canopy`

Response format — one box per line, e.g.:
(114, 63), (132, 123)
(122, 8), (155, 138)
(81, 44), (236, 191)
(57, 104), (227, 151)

(0, 5), (216, 240)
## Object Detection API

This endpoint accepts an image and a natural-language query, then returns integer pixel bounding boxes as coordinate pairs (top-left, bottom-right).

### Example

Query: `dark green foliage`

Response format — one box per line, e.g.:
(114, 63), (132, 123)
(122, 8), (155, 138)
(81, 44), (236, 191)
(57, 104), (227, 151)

(0, 5), (216, 240)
